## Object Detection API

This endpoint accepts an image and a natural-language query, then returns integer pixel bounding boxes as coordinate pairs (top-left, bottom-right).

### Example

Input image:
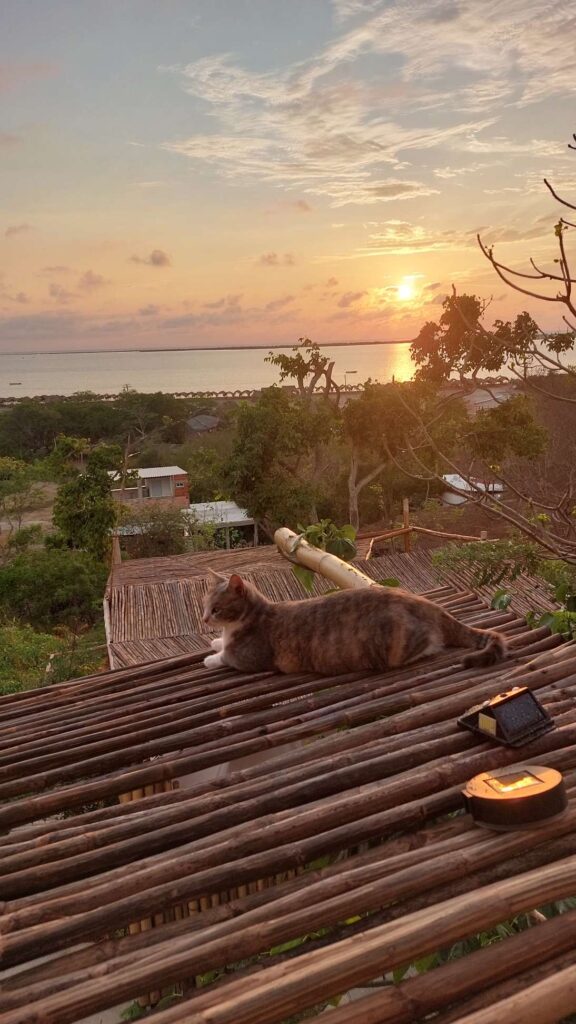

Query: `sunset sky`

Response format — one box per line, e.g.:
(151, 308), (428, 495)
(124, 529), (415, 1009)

(1, 0), (575, 353)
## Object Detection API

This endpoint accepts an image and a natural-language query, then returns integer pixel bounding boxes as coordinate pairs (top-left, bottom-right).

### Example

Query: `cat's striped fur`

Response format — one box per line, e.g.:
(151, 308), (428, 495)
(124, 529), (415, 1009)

(202, 574), (506, 675)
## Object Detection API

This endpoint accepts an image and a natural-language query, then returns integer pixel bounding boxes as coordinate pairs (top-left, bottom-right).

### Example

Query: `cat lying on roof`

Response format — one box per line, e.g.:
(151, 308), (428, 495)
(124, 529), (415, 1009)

(202, 572), (506, 675)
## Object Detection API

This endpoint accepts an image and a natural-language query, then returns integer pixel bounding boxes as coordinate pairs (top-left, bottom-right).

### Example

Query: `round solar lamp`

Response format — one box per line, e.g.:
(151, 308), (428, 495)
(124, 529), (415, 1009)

(463, 764), (567, 831)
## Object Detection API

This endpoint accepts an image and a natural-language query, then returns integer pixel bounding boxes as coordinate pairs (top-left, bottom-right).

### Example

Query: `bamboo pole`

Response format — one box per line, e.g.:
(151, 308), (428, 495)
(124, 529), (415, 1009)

(6, 852), (576, 1024)
(322, 909), (576, 1024)
(274, 527), (377, 589)
(449, 963), (576, 1024)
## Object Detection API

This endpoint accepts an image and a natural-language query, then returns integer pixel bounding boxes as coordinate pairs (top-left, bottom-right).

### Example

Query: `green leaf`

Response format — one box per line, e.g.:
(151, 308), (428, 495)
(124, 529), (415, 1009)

(325, 536), (357, 561)
(339, 524), (357, 541)
(490, 589), (513, 611)
(378, 577), (401, 588)
(292, 564), (315, 593)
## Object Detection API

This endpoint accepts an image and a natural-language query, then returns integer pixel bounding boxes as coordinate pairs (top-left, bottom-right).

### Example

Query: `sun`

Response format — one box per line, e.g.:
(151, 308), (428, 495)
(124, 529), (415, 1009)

(397, 278), (415, 301)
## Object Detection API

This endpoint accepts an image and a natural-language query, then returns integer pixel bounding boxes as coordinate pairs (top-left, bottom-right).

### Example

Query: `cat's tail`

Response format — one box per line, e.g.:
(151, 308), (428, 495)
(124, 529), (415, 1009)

(443, 615), (507, 668)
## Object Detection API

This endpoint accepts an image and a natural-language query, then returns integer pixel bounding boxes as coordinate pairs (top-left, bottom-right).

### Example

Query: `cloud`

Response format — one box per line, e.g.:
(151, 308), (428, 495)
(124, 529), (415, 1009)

(162, 0), (574, 209)
(5, 223), (33, 238)
(292, 200), (312, 213)
(326, 277), (339, 287)
(131, 181), (172, 188)
(265, 295), (295, 312)
(257, 252), (296, 267)
(138, 304), (161, 316)
(0, 133), (21, 147)
(353, 219), (473, 256)
(40, 265), (71, 275)
(49, 283), (77, 304)
(338, 290), (367, 307)
(0, 61), (60, 94)
(481, 214), (555, 245)
(163, 42), (493, 207)
(130, 248), (172, 267)
(331, 0), (384, 23)
(78, 270), (109, 291)
(203, 294), (243, 311)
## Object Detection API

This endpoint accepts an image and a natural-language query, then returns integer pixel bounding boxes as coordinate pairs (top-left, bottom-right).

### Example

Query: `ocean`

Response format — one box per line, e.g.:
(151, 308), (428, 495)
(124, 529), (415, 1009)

(0, 343), (415, 398)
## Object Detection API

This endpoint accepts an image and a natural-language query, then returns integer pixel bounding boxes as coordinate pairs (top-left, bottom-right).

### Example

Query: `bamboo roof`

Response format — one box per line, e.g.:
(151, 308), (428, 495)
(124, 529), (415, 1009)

(105, 547), (557, 669)
(2, 589), (576, 1023)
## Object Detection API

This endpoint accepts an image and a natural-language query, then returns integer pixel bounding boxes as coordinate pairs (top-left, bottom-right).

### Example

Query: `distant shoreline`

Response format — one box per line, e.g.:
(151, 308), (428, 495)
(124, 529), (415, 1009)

(0, 340), (411, 357)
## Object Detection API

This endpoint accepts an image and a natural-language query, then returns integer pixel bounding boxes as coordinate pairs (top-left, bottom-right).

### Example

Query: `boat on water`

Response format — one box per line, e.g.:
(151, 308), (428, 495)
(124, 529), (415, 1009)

(9, 382), (22, 385)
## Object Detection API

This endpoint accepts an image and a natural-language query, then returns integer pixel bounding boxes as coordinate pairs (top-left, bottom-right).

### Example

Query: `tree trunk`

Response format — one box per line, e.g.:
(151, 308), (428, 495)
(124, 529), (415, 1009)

(348, 451), (360, 531)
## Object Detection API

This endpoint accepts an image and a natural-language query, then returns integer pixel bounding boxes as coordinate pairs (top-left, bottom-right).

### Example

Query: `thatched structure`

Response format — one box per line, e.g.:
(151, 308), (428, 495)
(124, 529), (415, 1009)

(2, 583), (576, 1023)
(105, 546), (557, 669)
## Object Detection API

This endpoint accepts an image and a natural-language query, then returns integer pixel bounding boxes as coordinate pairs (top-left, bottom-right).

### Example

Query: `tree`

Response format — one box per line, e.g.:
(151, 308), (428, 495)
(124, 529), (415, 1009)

(52, 438), (120, 562)
(0, 457), (45, 536)
(0, 549), (107, 631)
(342, 382), (468, 529)
(226, 387), (337, 531)
(265, 338), (340, 406)
(410, 294), (541, 383)
(392, 132), (576, 563)
(118, 505), (188, 559)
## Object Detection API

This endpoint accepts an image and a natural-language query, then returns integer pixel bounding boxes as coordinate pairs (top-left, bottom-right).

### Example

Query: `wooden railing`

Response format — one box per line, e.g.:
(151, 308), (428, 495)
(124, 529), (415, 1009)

(360, 499), (494, 558)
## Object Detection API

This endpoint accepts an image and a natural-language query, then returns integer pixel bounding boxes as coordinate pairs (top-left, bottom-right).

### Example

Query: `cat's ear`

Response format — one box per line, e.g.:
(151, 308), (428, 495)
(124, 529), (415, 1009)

(228, 573), (245, 595)
(208, 568), (226, 581)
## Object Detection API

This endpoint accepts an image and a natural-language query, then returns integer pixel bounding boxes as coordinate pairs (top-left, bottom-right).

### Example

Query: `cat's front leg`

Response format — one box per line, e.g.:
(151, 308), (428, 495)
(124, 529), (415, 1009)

(210, 637), (224, 651)
(204, 651), (227, 669)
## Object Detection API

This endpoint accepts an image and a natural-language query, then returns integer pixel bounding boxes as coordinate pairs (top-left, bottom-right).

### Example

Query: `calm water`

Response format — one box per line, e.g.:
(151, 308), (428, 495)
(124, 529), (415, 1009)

(0, 344), (414, 398)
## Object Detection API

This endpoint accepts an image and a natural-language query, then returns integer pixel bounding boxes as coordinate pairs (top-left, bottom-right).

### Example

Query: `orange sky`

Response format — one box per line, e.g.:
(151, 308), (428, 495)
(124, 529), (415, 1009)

(1, 0), (575, 352)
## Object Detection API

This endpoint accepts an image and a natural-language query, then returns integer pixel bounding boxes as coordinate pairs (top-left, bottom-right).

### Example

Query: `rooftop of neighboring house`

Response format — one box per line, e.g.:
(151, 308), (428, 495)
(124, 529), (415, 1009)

(186, 499), (254, 527)
(187, 413), (221, 432)
(109, 466), (187, 482)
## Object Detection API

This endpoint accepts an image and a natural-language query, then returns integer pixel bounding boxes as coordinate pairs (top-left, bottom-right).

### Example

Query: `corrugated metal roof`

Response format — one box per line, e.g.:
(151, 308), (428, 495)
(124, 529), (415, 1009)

(138, 466), (187, 479)
(186, 500), (254, 526)
(109, 466), (187, 481)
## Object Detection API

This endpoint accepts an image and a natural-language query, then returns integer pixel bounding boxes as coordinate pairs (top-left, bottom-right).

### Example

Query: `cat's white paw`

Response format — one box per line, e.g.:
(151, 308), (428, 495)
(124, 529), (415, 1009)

(210, 637), (224, 651)
(204, 652), (225, 669)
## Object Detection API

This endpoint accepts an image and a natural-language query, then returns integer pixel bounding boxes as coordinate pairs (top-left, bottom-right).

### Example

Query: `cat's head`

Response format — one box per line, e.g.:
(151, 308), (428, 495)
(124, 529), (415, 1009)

(202, 572), (248, 626)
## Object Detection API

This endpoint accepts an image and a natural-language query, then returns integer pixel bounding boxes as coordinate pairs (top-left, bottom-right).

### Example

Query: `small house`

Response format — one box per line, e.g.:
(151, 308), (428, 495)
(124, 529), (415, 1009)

(110, 466), (189, 507)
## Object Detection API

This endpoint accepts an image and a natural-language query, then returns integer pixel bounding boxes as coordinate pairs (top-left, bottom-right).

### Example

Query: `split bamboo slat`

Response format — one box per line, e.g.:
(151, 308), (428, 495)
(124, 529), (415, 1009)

(2, 586), (576, 1024)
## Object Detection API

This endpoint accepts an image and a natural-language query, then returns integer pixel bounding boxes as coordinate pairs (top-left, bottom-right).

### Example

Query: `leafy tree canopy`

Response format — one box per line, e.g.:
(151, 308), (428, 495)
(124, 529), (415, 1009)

(226, 387), (337, 528)
(410, 294), (540, 383)
(118, 504), (188, 560)
(52, 438), (121, 561)
(0, 549), (107, 631)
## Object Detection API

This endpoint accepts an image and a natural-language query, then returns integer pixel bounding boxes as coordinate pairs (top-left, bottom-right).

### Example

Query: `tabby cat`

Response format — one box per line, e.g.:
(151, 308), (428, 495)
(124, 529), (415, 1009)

(202, 573), (506, 675)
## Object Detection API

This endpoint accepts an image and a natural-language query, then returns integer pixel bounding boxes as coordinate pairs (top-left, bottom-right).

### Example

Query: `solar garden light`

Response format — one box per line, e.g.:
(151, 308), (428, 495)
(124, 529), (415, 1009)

(459, 687), (567, 830)
(462, 765), (567, 831)
(457, 686), (554, 748)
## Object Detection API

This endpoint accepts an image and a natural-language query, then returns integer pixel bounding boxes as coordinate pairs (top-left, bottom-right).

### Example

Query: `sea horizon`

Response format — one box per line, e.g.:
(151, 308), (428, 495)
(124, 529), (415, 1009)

(0, 342), (416, 398)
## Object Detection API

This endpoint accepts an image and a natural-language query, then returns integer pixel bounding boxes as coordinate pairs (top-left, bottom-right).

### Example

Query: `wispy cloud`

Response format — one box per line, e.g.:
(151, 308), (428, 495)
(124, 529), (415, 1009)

(338, 290), (366, 307)
(257, 252), (296, 267)
(265, 294), (295, 312)
(0, 61), (60, 94)
(49, 283), (77, 304)
(130, 249), (172, 267)
(78, 270), (109, 291)
(0, 133), (22, 148)
(163, 0), (572, 208)
(5, 223), (33, 238)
